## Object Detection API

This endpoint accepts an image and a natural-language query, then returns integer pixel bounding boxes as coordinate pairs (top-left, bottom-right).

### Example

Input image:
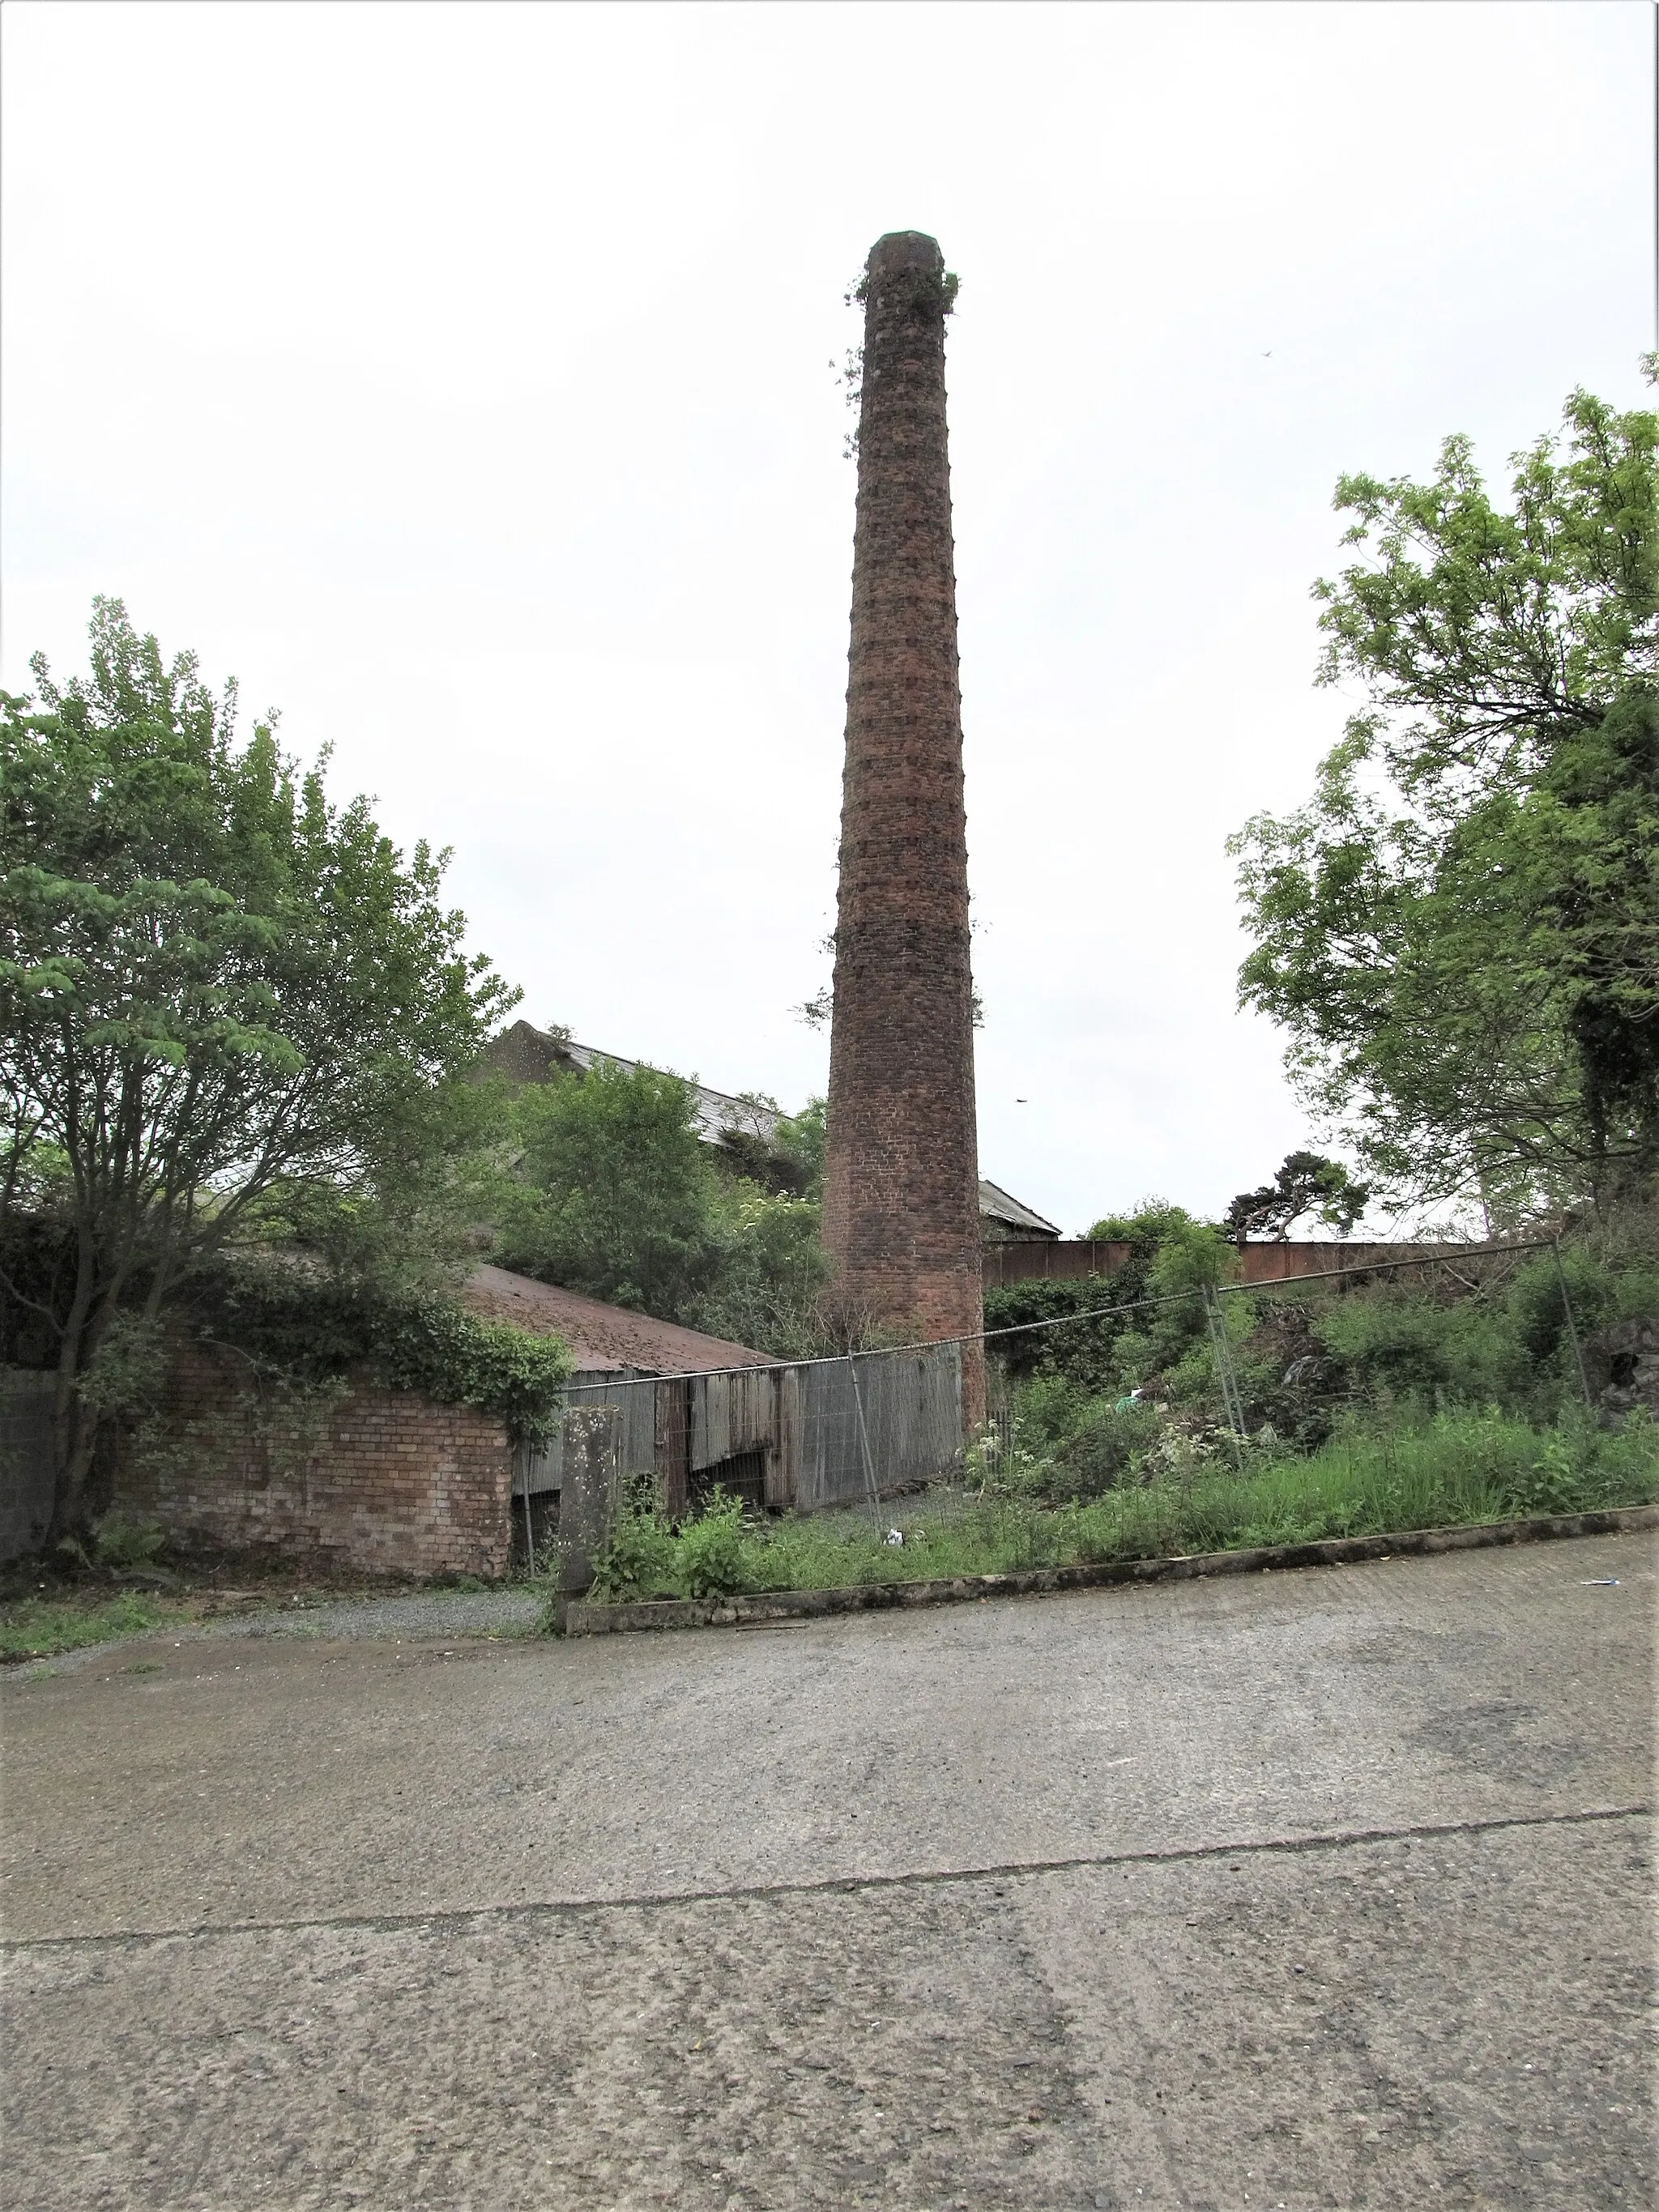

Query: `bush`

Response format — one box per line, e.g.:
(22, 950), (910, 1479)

(1049, 1399), (1166, 1499)
(1147, 1220), (1240, 1297)
(984, 1278), (1151, 1395)
(92, 1514), (167, 1574)
(1311, 1290), (1529, 1411)
(1507, 1249), (1623, 1366)
(1012, 1373), (1090, 1447)
(692, 1187), (831, 1359)
(589, 1507), (680, 1601)
(676, 1493), (757, 1600)
(587, 1490), (760, 1602)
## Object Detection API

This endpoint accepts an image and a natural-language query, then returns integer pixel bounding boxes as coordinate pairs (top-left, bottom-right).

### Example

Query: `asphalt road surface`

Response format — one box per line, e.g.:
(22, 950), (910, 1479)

(2, 1532), (1653, 2210)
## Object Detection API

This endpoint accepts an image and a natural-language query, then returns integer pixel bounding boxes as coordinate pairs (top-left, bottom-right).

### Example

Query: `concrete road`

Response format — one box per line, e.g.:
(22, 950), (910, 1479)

(2, 1533), (1652, 2210)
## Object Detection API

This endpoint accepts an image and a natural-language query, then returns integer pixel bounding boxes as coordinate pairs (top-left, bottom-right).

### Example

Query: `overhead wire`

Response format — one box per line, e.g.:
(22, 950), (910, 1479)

(558, 1237), (1557, 1392)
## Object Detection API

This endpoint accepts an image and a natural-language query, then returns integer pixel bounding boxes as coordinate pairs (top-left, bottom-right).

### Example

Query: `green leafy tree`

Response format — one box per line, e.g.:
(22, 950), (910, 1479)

(697, 1183), (830, 1356)
(1225, 1151), (1371, 1241)
(774, 1094), (827, 1199)
(0, 600), (518, 1536)
(1085, 1200), (1202, 1246)
(711, 1092), (821, 1197)
(499, 1064), (834, 1351)
(500, 1059), (725, 1317)
(1231, 383), (1657, 1216)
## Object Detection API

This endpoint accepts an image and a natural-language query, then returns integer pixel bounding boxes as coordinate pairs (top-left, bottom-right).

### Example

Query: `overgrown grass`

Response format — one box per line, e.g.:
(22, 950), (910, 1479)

(578, 1409), (1659, 1608)
(0, 1590), (190, 1663)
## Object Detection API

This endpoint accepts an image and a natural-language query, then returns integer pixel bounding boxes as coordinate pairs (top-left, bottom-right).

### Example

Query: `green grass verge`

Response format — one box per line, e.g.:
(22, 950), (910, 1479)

(582, 1409), (1659, 1608)
(0, 1590), (195, 1664)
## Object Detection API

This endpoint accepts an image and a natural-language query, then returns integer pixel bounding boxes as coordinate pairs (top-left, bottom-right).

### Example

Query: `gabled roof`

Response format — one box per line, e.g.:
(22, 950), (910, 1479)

(486, 1021), (781, 1147)
(979, 1178), (1062, 1238)
(488, 1022), (1060, 1242)
(462, 1264), (767, 1378)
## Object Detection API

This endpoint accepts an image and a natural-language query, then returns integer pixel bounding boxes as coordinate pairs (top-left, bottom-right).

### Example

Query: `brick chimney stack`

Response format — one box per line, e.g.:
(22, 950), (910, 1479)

(822, 230), (984, 1426)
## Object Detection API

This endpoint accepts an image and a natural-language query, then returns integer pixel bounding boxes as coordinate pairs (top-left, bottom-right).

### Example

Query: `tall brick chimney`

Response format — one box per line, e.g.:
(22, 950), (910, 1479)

(822, 230), (984, 1426)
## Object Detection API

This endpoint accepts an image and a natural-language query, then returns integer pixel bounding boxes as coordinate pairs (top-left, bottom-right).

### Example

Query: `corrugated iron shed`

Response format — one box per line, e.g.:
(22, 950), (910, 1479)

(978, 1178), (1061, 1241)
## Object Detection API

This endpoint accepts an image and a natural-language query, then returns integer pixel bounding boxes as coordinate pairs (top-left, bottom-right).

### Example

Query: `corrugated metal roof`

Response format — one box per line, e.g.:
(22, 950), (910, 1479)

(978, 1178), (1062, 1238)
(462, 1264), (769, 1377)
(564, 1042), (781, 1147)
(489, 1023), (1059, 1242)
(488, 1021), (781, 1147)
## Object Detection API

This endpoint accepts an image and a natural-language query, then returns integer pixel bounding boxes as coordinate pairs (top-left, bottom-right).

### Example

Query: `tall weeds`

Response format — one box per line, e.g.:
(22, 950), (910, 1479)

(582, 1408), (1657, 1604)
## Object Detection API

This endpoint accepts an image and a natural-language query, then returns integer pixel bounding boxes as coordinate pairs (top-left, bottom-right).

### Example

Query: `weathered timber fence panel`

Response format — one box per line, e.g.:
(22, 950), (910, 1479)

(693, 1367), (777, 1470)
(536, 1341), (965, 1519)
(515, 1370), (658, 1501)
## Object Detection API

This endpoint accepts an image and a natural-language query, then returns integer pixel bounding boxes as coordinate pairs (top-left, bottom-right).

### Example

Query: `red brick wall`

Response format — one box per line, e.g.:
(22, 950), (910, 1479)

(823, 231), (984, 1424)
(982, 1240), (1459, 1291)
(111, 1338), (513, 1579)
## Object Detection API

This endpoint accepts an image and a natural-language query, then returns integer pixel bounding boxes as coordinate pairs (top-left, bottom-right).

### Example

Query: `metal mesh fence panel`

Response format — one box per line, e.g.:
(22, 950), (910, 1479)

(515, 1341), (965, 1524)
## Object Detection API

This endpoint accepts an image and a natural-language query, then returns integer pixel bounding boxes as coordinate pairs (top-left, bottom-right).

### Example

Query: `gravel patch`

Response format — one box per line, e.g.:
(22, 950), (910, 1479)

(16, 1585), (543, 1677)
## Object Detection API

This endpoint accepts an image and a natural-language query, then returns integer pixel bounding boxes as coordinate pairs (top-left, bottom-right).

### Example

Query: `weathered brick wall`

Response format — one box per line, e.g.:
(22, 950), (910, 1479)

(823, 230), (985, 1425)
(111, 1338), (513, 1579)
(982, 1240), (1464, 1290)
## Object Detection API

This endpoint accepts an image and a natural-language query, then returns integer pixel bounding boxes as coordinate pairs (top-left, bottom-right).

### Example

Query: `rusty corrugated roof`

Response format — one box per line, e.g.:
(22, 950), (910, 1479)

(461, 1264), (768, 1377)
(979, 1178), (1062, 1238)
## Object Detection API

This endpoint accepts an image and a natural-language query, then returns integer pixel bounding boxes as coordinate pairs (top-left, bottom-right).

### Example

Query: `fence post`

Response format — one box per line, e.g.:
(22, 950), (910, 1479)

(1203, 1286), (1248, 1462)
(1551, 1241), (1594, 1413)
(549, 1404), (621, 1631)
(848, 1354), (884, 1524)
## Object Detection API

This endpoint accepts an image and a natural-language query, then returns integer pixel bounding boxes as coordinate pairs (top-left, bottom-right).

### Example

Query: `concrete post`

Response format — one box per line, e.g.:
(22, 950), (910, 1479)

(548, 1404), (621, 1631)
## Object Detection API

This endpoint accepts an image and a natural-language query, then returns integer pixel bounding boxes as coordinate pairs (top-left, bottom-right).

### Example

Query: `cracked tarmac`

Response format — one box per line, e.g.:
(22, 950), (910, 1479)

(2, 1532), (1653, 2209)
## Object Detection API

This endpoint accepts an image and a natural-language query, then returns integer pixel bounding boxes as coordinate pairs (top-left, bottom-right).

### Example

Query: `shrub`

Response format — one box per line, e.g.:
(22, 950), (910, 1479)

(589, 1507), (680, 1601)
(1049, 1399), (1166, 1499)
(1311, 1289), (1529, 1411)
(1013, 1373), (1090, 1447)
(1507, 1250), (1620, 1367)
(588, 1491), (760, 1603)
(92, 1514), (168, 1574)
(676, 1493), (757, 1600)
(1147, 1221), (1240, 1297)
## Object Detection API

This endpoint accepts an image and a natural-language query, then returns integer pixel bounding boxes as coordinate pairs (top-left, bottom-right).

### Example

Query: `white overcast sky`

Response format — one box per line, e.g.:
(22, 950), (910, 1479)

(3, 2), (1652, 1234)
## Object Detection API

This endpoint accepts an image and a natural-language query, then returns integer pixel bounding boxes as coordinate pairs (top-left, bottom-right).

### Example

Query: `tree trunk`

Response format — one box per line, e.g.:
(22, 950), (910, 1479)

(45, 1268), (102, 1547)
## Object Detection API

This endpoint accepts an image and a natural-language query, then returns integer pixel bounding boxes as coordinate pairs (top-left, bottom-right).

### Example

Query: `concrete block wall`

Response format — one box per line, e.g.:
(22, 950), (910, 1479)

(111, 1339), (513, 1579)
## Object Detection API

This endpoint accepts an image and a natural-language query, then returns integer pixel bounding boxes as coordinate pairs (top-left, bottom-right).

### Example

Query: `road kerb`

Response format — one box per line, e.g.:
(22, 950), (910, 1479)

(560, 1502), (1659, 1637)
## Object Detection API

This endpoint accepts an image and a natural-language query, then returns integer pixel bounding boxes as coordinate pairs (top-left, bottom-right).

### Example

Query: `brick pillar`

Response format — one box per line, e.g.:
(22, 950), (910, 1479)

(822, 230), (985, 1430)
